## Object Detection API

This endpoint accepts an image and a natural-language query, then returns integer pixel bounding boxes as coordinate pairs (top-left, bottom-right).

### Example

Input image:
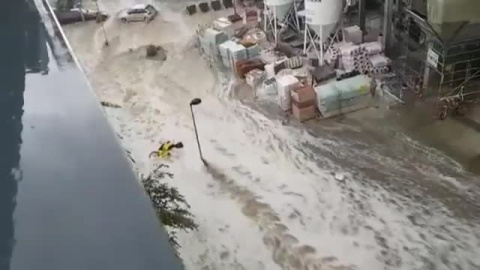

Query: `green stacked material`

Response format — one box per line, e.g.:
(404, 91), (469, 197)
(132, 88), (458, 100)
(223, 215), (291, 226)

(314, 75), (372, 118)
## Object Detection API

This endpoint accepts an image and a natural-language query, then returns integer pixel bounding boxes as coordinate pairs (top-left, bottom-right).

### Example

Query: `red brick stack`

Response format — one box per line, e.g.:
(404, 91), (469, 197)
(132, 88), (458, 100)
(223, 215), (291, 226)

(291, 85), (317, 122)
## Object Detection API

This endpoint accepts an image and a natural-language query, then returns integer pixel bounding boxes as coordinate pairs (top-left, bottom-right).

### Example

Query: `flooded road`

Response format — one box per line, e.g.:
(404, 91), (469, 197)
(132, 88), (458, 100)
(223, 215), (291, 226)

(62, 1), (480, 269)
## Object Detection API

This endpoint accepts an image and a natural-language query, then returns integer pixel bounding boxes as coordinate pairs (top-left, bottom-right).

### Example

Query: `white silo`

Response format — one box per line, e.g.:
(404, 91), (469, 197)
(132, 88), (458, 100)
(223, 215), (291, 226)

(264, 0), (295, 44)
(303, 0), (343, 64)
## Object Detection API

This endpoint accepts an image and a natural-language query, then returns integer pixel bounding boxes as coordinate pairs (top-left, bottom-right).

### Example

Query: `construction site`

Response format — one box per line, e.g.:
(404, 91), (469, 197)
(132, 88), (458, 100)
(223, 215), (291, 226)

(193, 0), (480, 121)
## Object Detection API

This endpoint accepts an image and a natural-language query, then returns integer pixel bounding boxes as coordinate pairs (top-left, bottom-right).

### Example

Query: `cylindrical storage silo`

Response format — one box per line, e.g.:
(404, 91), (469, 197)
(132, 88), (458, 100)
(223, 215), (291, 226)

(265, 0), (294, 21)
(428, 0), (480, 25)
(305, 0), (343, 40)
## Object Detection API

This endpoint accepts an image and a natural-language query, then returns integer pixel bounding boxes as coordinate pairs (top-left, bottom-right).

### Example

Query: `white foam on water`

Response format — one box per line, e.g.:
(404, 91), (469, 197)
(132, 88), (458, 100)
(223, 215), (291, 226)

(63, 4), (480, 269)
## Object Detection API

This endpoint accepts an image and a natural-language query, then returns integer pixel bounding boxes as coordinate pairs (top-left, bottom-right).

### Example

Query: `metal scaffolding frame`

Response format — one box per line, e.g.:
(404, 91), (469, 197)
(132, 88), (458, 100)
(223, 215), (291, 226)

(391, 1), (480, 105)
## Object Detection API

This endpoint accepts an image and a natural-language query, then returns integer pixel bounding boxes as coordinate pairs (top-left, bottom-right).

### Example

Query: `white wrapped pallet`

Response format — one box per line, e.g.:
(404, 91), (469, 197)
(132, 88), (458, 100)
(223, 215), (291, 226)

(276, 75), (300, 111)
(339, 42), (361, 57)
(344, 25), (363, 45)
(369, 54), (390, 68)
(341, 55), (356, 71)
(360, 42), (383, 55)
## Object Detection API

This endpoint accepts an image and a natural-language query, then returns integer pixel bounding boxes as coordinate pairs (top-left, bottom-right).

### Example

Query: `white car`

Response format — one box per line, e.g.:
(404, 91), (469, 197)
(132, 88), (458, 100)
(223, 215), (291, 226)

(118, 4), (158, 23)
(70, 7), (95, 14)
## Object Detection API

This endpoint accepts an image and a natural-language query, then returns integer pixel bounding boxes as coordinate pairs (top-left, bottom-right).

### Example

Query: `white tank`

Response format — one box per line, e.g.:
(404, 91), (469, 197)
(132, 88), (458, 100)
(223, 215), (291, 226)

(265, 0), (294, 21)
(428, 0), (480, 25)
(305, 0), (343, 40)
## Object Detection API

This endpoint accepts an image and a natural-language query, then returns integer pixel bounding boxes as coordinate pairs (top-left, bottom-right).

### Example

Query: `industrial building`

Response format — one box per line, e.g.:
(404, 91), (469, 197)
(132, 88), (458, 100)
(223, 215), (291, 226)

(389, 0), (480, 115)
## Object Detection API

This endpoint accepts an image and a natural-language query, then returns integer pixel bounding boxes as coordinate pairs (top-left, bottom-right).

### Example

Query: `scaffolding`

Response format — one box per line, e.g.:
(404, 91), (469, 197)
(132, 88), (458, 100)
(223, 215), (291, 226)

(391, 1), (480, 108)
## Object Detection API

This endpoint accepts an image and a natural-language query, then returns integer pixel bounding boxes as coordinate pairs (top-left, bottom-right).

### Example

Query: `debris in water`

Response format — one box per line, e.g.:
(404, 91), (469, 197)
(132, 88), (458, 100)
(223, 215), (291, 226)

(100, 101), (121, 108)
(146, 45), (167, 61)
(335, 172), (346, 181)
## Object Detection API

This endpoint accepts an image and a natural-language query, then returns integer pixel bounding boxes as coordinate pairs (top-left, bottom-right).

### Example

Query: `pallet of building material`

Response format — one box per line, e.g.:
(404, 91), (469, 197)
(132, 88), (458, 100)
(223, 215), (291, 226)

(325, 47), (340, 65)
(223, 0), (233, 8)
(337, 70), (360, 81)
(199, 2), (210, 12)
(213, 17), (234, 36)
(235, 59), (265, 78)
(360, 42), (383, 55)
(274, 61), (287, 74)
(186, 5), (197, 15)
(211, 0), (222, 11)
(312, 64), (336, 83)
(339, 42), (361, 57)
(341, 55), (356, 71)
(246, 44), (261, 59)
(291, 85), (316, 106)
(246, 69), (265, 88)
(275, 42), (297, 58)
(284, 56), (303, 70)
(369, 54), (390, 68)
(230, 43), (248, 61)
(234, 26), (248, 38)
(344, 25), (363, 45)
(370, 66), (390, 75)
(260, 78), (278, 96)
(292, 103), (317, 122)
(243, 29), (267, 45)
(277, 75), (300, 111)
(314, 75), (372, 118)
(245, 10), (257, 18)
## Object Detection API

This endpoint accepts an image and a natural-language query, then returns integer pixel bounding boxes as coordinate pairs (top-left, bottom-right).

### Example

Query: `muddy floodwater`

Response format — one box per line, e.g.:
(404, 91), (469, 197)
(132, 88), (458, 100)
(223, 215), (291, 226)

(62, 0), (480, 269)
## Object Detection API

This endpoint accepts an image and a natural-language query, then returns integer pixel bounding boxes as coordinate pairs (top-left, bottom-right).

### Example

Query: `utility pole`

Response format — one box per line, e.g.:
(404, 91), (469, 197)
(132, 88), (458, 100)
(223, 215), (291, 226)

(383, 0), (393, 54)
(358, 0), (366, 38)
(93, 0), (109, 47)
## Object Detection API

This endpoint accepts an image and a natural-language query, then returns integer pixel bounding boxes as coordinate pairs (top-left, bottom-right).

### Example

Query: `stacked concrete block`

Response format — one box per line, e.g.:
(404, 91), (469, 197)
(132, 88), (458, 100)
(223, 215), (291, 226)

(276, 75), (300, 111)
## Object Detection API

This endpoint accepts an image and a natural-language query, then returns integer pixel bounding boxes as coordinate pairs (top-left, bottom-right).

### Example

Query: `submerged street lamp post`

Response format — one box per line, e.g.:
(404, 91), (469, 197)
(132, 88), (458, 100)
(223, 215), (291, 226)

(93, 0), (109, 47)
(190, 98), (205, 164)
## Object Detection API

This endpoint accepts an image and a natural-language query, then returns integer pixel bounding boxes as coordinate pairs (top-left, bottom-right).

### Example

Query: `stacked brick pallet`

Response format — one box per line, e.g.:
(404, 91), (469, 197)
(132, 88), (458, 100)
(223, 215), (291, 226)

(291, 86), (318, 122)
(331, 41), (390, 76)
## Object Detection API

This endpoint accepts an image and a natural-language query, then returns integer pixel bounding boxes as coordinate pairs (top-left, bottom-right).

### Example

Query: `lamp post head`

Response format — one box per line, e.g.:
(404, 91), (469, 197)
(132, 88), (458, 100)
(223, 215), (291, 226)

(190, 98), (202, 106)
